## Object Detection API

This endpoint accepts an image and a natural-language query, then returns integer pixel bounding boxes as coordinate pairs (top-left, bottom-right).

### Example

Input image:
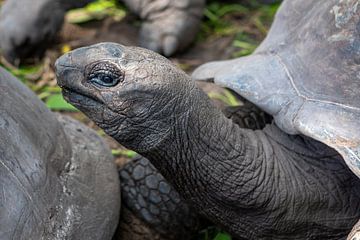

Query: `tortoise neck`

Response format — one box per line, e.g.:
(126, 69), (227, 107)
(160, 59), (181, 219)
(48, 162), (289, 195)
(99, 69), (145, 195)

(142, 86), (262, 212)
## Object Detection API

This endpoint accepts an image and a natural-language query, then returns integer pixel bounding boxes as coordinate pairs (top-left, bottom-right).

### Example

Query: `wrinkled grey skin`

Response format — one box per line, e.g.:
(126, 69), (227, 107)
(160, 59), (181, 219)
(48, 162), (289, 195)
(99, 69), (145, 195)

(116, 102), (271, 240)
(55, 42), (360, 240)
(0, 0), (280, 63)
(0, 66), (120, 239)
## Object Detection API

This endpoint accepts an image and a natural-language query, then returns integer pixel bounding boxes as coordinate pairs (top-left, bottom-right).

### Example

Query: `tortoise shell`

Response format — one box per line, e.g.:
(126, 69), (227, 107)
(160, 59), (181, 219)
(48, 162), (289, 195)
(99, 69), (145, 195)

(193, 0), (360, 177)
(0, 67), (120, 239)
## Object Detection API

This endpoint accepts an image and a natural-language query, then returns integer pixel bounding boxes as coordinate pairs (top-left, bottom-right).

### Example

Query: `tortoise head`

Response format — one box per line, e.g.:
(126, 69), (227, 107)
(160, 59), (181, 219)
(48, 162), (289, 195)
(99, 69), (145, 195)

(0, 0), (65, 63)
(55, 42), (193, 152)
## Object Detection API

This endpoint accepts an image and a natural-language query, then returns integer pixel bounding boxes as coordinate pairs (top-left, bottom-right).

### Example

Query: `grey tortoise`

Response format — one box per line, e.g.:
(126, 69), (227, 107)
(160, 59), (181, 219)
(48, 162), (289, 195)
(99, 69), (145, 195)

(193, 0), (360, 238)
(0, 66), (120, 239)
(55, 40), (360, 240)
(0, 65), (272, 239)
(193, 0), (360, 203)
(0, 0), (278, 63)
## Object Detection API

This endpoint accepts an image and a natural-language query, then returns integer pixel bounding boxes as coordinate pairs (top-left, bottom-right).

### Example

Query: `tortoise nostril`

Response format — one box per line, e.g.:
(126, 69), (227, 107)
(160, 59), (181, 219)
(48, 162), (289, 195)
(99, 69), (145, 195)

(55, 52), (73, 68)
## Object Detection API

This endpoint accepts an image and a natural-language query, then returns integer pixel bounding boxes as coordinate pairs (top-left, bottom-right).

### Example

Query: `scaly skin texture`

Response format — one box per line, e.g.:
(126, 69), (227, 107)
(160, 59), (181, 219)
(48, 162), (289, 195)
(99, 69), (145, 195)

(223, 100), (272, 130)
(117, 156), (201, 240)
(55, 43), (360, 240)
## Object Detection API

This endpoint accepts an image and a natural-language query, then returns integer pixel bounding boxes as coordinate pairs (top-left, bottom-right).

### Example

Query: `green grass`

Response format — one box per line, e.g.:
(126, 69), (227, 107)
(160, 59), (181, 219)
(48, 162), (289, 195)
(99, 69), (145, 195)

(232, 32), (259, 57)
(208, 89), (240, 107)
(199, 0), (280, 57)
(111, 149), (138, 158)
(200, 2), (250, 39)
(0, 60), (77, 111)
(197, 227), (232, 240)
(66, 0), (126, 24)
(45, 94), (78, 111)
(214, 232), (232, 240)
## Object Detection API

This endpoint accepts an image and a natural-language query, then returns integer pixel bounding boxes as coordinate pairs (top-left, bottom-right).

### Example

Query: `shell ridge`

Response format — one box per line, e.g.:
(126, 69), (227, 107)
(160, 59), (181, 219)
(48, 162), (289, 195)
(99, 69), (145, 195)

(274, 53), (360, 112)
(305, 99), (360, 112)
(273, 53), (302, 98)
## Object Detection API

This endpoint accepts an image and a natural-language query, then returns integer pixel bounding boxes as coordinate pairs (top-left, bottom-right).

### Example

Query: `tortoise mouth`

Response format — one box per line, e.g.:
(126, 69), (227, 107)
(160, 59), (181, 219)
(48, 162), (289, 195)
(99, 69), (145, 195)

(62, 87), (103, 108)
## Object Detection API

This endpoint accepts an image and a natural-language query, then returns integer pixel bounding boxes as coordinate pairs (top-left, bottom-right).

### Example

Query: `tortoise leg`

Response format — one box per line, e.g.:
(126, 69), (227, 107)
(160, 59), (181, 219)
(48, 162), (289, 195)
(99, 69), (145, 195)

(122, 0), (205, 56)
(348, 221), (360, 240)
(115, 156), (202, 240)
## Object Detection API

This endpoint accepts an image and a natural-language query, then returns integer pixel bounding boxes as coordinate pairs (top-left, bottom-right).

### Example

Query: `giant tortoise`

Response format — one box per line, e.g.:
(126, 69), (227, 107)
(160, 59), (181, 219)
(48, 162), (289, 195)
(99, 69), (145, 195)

(54, 1), (360, 239)
(194, 0), (360, 238)
(0, 66), (120, 239)
(0, 64), (275, 239)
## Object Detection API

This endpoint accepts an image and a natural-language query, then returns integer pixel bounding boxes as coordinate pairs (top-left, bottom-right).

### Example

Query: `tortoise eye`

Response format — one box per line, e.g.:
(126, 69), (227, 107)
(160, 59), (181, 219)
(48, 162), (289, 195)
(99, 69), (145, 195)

(87, 61), (124, 87)
(89, 72), (119, 87)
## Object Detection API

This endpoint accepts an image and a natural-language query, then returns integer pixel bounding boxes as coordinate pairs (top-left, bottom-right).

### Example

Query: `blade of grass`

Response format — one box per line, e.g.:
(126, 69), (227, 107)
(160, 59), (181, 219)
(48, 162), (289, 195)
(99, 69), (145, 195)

(213, 232), (232, 240)
(112, 149), (137, 158)
(66, 0), (126, 24)
(208, 90), (240, 107)
(46, 94), (78, 111)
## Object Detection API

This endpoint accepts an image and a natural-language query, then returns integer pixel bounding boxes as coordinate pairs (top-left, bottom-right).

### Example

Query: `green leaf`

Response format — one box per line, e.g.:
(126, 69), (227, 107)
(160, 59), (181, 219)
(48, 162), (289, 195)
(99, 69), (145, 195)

(96, 129), (106, 136)
(232, 32), (259, 57)
(213, 232), (232, 240)
(111, 149), (137, 158)
(208, 90), (240, 107)
(66, 0), (126, 24)
(45, 94), (78, 111)
(216, 4), (248, 17)
(0, 62), (43, 83)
